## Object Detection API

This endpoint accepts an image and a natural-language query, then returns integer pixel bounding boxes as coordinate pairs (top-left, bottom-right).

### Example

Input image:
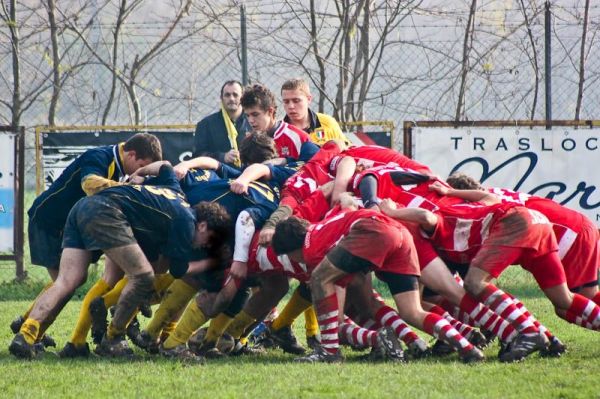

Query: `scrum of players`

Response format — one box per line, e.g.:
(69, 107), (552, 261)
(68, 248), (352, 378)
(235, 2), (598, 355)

(9, 87), (600, 364)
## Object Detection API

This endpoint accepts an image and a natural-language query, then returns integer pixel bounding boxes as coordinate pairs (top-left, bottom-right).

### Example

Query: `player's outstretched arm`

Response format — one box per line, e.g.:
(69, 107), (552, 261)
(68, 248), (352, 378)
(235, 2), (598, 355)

(429, 180), (499, 205)
(379, 198), (438, 232)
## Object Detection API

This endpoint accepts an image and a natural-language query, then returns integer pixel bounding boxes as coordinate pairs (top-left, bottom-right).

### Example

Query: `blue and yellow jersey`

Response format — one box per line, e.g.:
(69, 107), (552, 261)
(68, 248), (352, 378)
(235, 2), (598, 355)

(96, 165), (195, 277)
(28, 144), (126, 229)
(265, 161), (304, 188)
(184, 178), (279, 230)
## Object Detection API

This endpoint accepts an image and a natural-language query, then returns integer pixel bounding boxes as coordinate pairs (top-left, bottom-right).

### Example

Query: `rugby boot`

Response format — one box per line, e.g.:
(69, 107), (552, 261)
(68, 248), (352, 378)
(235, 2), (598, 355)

(466, 329), (489, 349)
(230, 340), (266, 356)
(295, 344), (343, 363)
(539, 336), (567, 358)
(95, 334), (134, 358)
(9, 333), (38, 359)
(268, 325), (306, 355)
(459, 346), (485, 364)
(131, 330), (159, 354)
(159, 343), (205, 364)
(431, 339), (455, 356)
(9, 315), (25, 333)
(58, 342), (91, 358)
(369, 327), (405, 362)
(499, 331), (549, 363)
(406, 338), (432, 359)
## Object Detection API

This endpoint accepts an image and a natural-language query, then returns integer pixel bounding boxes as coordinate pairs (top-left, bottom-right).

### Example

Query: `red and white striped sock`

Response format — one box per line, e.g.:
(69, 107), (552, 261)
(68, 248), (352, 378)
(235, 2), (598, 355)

(506, 292), (554, 339)
(422, 313), (474, 353)
(477, 284), (539, 335)
(340, 322), (377, 348)
(457, 294), (517, 342)
(315, 293), (340, 354)
(429, 305), (476, 339)
(375, 305), (420, 345)
(565, 293), (600, 330)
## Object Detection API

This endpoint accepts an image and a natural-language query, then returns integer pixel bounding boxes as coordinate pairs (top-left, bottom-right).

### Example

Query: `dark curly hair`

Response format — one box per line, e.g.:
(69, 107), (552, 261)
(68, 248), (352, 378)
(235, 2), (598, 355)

(239, 132), (277, 165)
(240, 83), (277, 112)
(193, 201), (231, 248)
(446, 172), (483, 190)
(271, 216), (310, 255)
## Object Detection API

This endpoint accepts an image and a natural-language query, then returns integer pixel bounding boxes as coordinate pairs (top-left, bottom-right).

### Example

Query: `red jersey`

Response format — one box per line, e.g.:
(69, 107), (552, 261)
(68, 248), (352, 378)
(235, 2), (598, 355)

(247, 234), (310, 282)
(330, 145), (432, 175)
(302, 208), (404, 267)
(489, 187), (590, 259)
(352, 164), (462, 210)
(281, 141), (341, 208)
(430, 202), (552, 264)
(272, 122), (312, 160)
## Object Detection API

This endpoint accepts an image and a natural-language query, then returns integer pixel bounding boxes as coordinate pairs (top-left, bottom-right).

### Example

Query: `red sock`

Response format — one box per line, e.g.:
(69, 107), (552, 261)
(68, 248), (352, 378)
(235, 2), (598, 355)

(458, 294), (517, 342)
(565, 294), (600, 330)
(375, 305), (419, 344)
(429, 305), (475, 339)
(478, 284), (539, 335)
(422, 313), (474, 353)
(316, 293), (340, 354)
(340, 322), (377, 348)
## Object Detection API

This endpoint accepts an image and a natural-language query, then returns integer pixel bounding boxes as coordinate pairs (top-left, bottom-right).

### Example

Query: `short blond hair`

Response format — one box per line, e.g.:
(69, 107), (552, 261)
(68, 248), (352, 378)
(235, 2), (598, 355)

(281, 78), (311, 97)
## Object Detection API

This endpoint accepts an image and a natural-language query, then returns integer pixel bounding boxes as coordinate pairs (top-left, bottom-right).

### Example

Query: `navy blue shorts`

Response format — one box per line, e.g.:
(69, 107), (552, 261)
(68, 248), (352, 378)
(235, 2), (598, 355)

(28, 219), (62, 269)
(63, 196), (137, 251)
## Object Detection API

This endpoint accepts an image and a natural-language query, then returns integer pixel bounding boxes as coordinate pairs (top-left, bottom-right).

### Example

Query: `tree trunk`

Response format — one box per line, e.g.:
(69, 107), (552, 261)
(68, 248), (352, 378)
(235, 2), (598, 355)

(575, 0), (590, 121)
(47, 0), (60, 126)
(455, 0), (477, 121)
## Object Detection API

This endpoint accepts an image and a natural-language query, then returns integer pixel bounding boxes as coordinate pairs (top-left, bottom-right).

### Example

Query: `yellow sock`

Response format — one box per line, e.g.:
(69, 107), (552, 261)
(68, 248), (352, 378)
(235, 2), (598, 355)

(225, 311), (257, 340)
(271, 289), (311, 331)
(239, 336), (249, 346)
(102, 277), (128, 308)
(304, 306), (319, 337)
(162, 301), (207, 349)
(22, 281), (53, 319)
(69, 279), (112, 345)
(204, 313), (233, 344)
(20, 318), (41, 345)
(145, 279), (197, 339)
(152, 274), (175, 301)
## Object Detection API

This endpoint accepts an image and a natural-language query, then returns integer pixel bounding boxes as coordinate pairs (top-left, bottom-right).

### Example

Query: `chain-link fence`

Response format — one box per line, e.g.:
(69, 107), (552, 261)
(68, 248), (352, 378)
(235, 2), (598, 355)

(1, 1), (599, 184)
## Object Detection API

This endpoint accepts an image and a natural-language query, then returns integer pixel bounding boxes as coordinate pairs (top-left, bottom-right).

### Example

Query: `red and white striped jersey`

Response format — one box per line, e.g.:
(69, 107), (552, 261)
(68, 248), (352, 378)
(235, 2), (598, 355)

(430, 202), (520, 264)
(489, 187), (588, 259)
(352, 164), (462, 211)
(281, 140), (341, 208)
(247, 234), (311, 282)
(303, 208), (403, 267)
(331, 145), (432, 175)
(273, 121), (312, 160)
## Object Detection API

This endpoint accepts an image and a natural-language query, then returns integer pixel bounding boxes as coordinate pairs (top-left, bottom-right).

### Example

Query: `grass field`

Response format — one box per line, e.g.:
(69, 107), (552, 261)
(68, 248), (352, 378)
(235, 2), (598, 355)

(0, 194), (598, 398)
(0, 266), (598, 398)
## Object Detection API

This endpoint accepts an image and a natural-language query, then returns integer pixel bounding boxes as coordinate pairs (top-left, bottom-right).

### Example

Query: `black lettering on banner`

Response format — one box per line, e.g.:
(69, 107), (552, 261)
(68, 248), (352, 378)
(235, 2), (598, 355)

(586, 138), (597, 150)
(496, 138), (508, 151)
(450, 152), (600, 213)
(450, 137), (462, 149)
(562, 138), (576, 151)
(541, 138), (552, 151)
(518, 137), (530, 151)
(473, 137), (485, 150)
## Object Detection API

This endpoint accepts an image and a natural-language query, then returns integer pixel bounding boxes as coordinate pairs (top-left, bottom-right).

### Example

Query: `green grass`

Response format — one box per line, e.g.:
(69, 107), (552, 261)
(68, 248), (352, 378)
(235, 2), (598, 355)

(0, 194), (598, 398)
(0, 270), (598, 398)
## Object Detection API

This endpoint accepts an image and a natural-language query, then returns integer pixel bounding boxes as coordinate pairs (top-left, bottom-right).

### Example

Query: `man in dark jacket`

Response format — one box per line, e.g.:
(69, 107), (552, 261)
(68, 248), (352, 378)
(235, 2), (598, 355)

(193, 80), (252, 167)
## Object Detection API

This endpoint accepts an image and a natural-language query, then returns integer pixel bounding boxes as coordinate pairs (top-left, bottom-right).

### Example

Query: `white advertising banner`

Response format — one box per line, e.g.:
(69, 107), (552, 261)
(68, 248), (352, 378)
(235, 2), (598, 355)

(413, 126), (600, 226)
(0, 132), (15, 252)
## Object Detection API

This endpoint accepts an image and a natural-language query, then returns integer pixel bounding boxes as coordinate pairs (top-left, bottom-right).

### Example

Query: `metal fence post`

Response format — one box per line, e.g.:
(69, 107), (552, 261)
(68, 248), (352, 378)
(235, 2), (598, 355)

(545, 1), (552, 129)
(241, 3), (248, 86)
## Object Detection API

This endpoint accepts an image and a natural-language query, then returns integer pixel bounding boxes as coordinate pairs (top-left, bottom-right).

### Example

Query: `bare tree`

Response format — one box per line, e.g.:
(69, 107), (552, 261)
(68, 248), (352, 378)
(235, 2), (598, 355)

(455, 0), (477, 121)
(0, 0), (52, 127)
(575, 0), (590, 121)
